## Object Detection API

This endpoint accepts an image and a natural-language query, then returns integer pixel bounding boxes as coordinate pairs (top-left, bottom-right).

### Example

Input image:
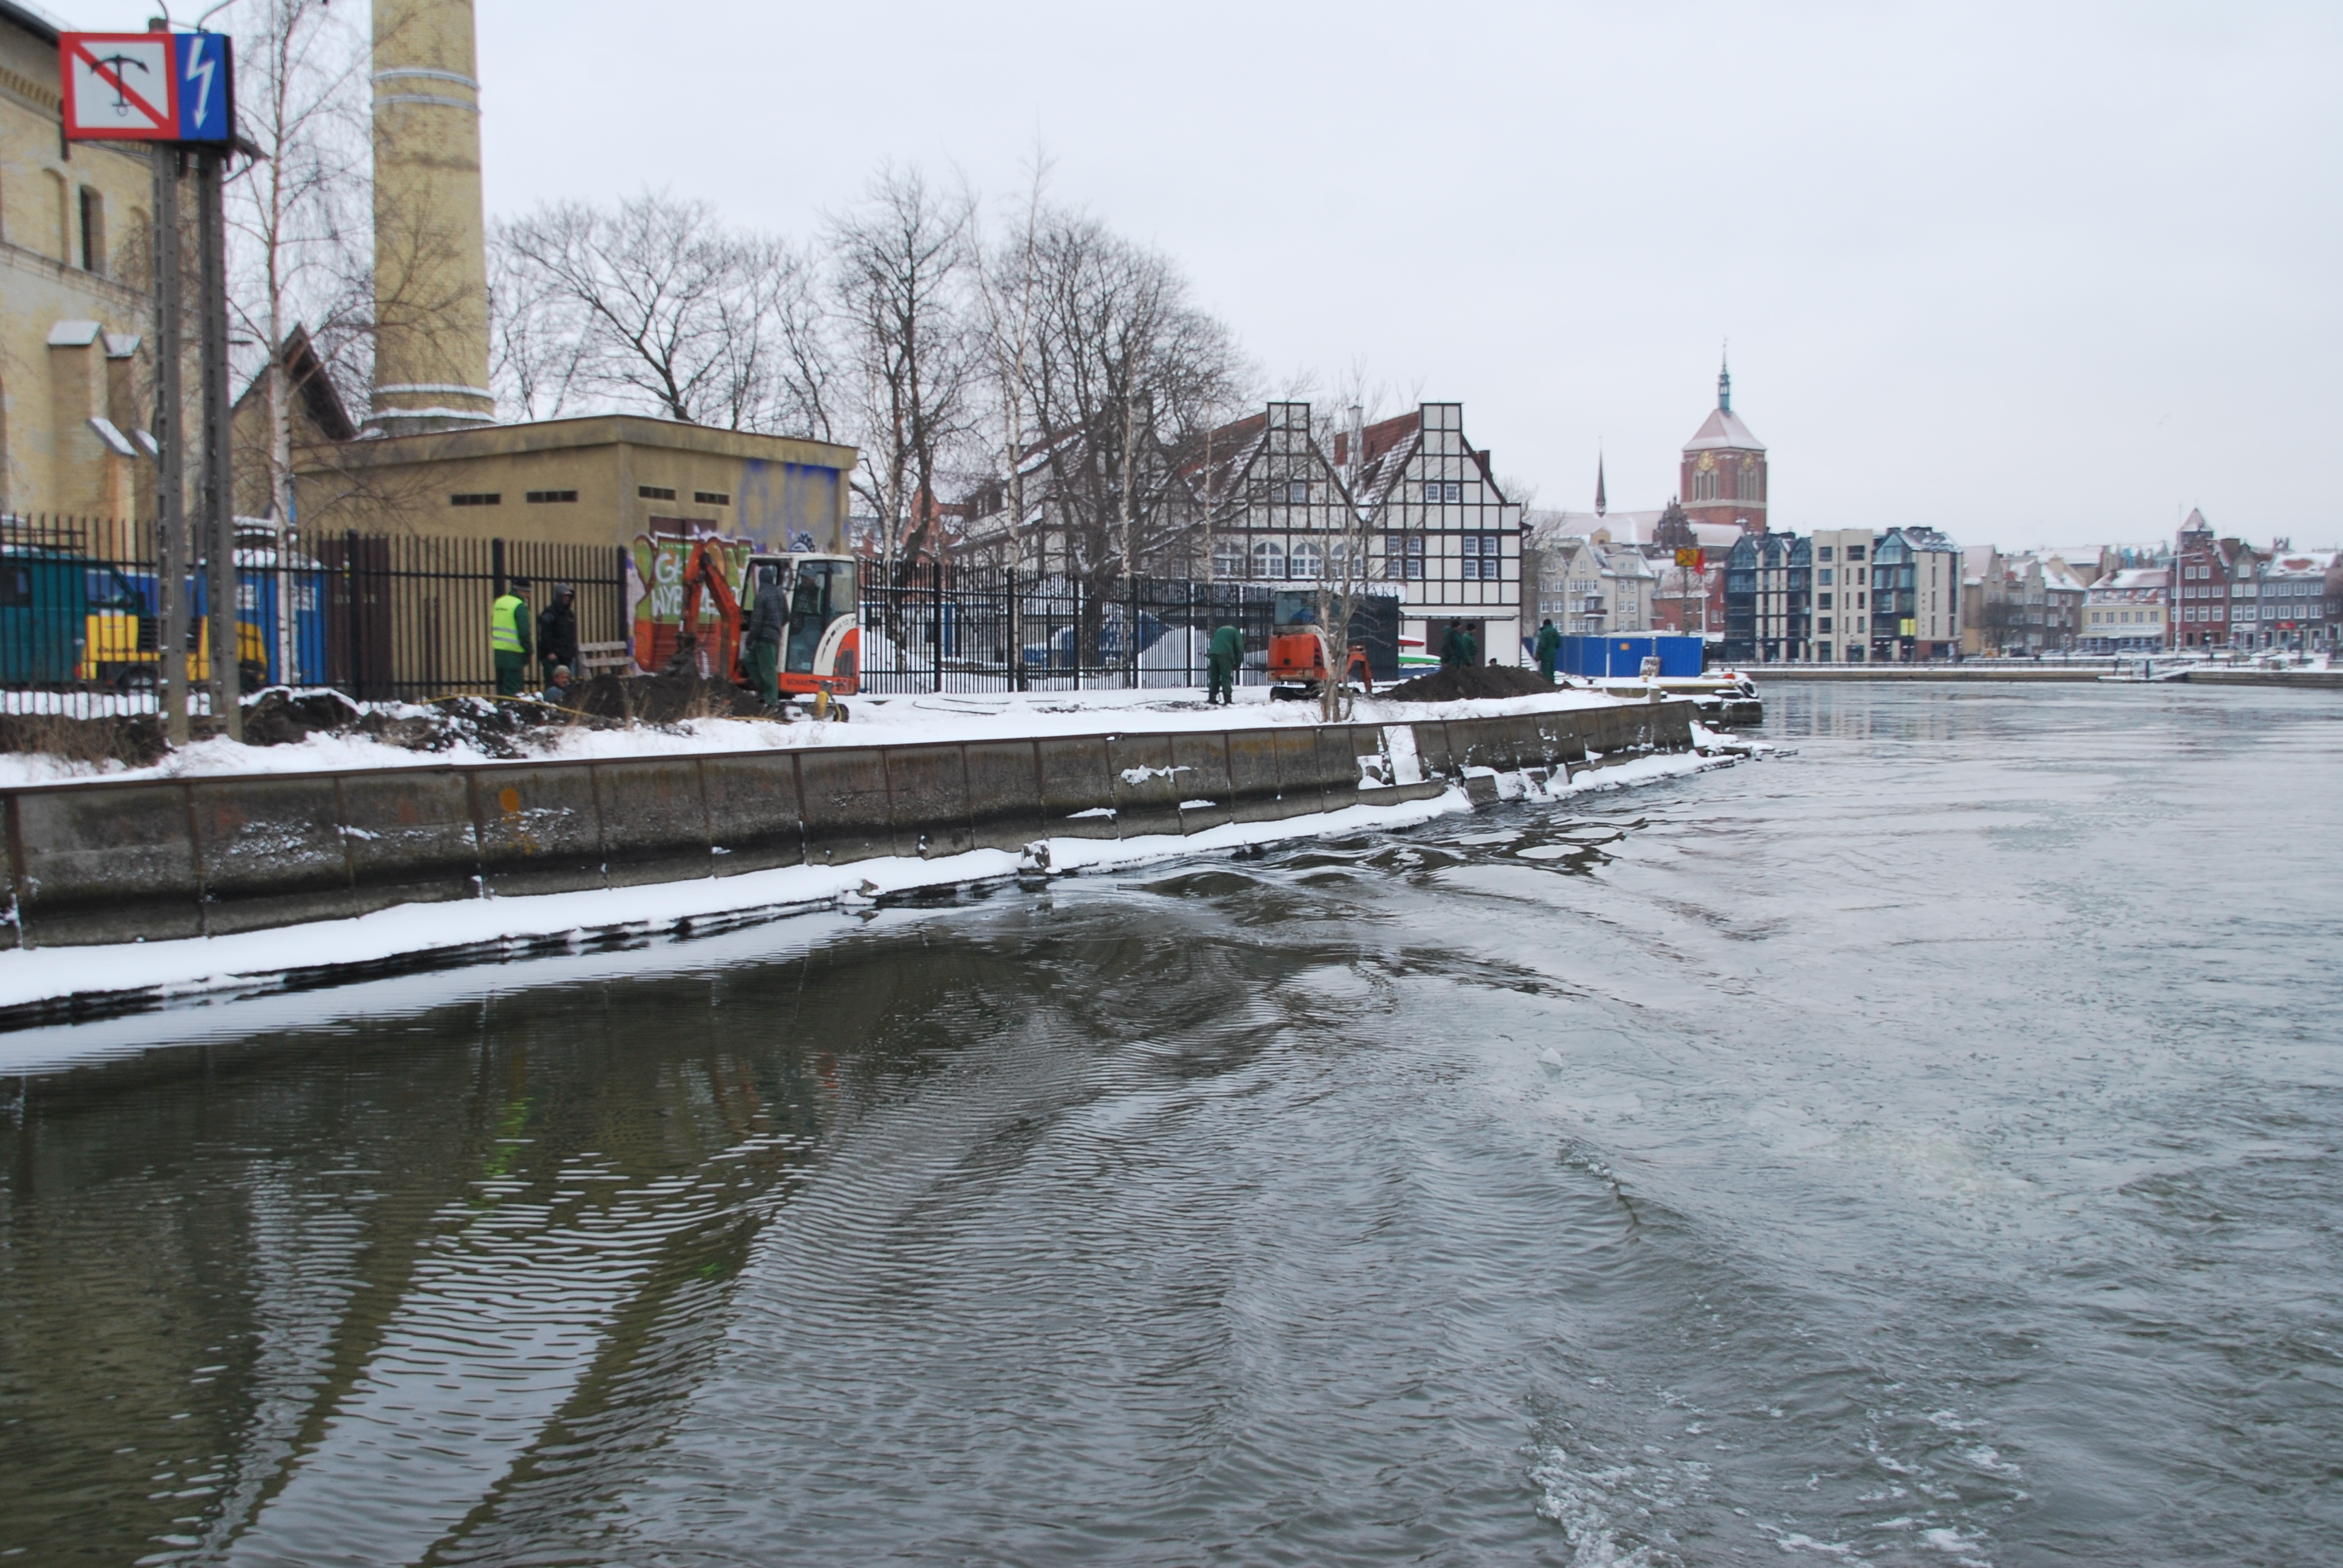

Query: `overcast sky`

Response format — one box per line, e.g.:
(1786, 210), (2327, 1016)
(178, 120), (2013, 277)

(75, 2), (2343, 548)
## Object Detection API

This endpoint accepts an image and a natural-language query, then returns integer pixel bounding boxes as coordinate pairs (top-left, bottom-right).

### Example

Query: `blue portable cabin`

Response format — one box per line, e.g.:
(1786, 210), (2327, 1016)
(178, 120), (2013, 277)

(1554, 633), (1705, 679)
(0, 546), (90, 684)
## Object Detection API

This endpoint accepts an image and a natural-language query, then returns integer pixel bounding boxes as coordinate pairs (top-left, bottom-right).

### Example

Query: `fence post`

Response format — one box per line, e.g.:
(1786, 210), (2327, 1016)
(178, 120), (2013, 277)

(1006, 566), (1022, 693)
(343, 529), (361, 701)
(932, 557), (945, 695)
(1188, 580), (1196, 690)
(491, 537), (506, 598)
(1128, 574), (1139, 689)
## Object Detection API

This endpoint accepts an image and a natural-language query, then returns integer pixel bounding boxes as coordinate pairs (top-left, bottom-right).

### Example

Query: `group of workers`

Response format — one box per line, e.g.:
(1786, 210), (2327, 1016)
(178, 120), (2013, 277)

(488, 576), (582, 704)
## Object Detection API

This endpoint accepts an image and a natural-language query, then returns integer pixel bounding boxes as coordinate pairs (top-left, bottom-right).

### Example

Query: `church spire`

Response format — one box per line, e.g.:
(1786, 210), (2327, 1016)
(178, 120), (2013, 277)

(1594, 447), (1607, 516)
(1718, 343), (1732, 413)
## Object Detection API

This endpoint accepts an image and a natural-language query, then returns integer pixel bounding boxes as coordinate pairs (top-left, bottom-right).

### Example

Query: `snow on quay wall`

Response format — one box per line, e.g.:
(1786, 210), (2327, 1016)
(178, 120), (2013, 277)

(0, 700), (1696, 963)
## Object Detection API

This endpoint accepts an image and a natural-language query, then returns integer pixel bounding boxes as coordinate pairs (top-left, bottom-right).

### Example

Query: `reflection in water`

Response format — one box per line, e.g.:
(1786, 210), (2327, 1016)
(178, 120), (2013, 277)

(2, 684), (2339, 1566)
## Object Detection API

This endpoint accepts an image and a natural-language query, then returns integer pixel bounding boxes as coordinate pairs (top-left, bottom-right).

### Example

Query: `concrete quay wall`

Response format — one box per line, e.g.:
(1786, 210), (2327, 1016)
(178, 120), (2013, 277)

(0, 702), (1692, 949)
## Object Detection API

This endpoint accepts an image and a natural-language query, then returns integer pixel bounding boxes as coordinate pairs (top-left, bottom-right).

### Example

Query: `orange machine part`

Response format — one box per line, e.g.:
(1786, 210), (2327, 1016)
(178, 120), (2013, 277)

(674, 538), (744, 681)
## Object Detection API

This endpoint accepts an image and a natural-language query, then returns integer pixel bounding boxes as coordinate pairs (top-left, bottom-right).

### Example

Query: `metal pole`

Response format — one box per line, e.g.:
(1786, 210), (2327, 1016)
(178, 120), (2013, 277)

(152, 144), (189, 745)
(1007, 566), (1022, 693)
(932, 556), (944, 694)
(197, 146), (240, 740)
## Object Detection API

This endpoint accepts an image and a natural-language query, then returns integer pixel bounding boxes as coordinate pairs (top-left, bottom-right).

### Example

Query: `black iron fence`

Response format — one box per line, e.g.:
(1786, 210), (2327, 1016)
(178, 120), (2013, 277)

(3, 515), (1400, 712)
(854, 563), (1404, 693)
(316, 533), (628, 702)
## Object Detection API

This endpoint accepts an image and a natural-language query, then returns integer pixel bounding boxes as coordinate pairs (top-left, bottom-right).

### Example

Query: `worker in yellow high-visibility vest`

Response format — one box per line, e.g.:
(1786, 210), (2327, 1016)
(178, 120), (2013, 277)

(491, 575), (534, 697)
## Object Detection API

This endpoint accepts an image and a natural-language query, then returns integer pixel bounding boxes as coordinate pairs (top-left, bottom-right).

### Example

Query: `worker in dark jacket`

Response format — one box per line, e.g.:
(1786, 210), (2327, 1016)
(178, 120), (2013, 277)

(491, 577), (533, 696)
(1207, 624), (1244, 705)
(745, 564), (788, 706)
(1535, 618), (1562, 681)
(537, 583), (579, 681)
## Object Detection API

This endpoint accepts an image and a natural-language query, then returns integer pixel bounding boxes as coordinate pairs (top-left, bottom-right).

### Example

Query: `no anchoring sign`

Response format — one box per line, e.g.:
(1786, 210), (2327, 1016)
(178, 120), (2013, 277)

(61, 32), (234, 144)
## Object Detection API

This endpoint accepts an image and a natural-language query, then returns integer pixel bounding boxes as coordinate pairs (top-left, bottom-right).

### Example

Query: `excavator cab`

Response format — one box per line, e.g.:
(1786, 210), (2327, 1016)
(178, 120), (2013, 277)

(744, 552), (860, 711)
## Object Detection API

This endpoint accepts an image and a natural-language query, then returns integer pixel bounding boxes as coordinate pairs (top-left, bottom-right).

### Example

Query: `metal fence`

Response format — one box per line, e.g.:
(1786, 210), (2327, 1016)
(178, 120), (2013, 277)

(855, 564), (1406, 693)
(315, 533), (628, 702)
(1, 514), (627, 713)
(3, 515), (1400, 712)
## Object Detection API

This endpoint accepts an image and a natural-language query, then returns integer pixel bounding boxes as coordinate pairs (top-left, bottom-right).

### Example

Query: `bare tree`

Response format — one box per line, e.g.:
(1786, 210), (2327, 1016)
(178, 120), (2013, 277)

(969, 150), (1053, 571)
(494, 192), (824, 433)
(224, 0), (370, 526)
(1025, 213), (1247, 589)
(828, 166), (975, 566)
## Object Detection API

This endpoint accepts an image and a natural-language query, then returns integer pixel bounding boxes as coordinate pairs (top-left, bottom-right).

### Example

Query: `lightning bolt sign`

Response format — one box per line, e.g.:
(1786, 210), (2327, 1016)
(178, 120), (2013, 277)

(185, 44), (215, 126)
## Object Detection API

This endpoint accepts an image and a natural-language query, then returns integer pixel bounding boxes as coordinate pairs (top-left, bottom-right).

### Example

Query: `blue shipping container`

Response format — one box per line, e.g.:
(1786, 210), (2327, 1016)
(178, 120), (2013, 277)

(1555, 635), (1705, 679)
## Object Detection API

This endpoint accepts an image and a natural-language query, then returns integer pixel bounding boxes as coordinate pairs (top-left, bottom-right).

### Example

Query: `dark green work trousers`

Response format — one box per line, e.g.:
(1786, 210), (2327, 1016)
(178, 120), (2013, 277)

(1207, 656), (1234, 705)
(494, 653), (528, 697)
(747, 638), (782, 705)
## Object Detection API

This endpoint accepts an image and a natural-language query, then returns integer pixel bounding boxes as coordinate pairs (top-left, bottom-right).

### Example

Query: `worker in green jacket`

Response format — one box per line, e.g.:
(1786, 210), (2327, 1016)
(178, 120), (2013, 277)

(1440, 619), (1471, 670)
(491, 576), (534, 697)
(1535, 618), (1562, 681)
(1207, 624), (1244, 705)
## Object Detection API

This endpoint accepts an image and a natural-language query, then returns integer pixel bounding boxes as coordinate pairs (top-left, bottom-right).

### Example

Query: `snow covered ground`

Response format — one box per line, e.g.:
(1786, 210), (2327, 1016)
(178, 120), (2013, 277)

(0, 683), (1631, 789)
(0, 745), (1738, 1033)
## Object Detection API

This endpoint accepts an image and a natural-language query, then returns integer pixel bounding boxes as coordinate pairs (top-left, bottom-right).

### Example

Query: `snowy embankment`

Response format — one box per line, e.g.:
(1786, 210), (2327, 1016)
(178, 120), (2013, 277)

(0, 739), (1737, 1024)
(0, 684), (1621, 789)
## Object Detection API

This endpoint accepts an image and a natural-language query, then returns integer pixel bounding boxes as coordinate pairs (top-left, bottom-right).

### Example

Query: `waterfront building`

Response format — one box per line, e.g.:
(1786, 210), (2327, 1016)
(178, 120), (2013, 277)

(2173, 511), (2256, 649)
(1527, 527), (1655, 636)
(1349, 403), (1524, 665)
(1961, 549), (2085, 655)
(1809, 528), (1872, 662)
(1680, 356), (1768, 537)
(2248, 549), (2338, 652)
(2081, 566), (2171, 652)
(1721, 530), (1811, 663)
(1867, 528), (1962, 661)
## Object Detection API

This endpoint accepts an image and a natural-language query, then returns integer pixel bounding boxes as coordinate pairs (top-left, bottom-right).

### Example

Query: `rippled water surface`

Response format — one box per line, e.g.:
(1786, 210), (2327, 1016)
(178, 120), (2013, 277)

(3, 684), (2339, 1566)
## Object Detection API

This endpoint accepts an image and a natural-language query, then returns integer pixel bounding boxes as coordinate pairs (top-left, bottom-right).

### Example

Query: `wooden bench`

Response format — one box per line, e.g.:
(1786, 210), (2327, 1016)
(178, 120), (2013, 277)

(575, 641), (632, 675)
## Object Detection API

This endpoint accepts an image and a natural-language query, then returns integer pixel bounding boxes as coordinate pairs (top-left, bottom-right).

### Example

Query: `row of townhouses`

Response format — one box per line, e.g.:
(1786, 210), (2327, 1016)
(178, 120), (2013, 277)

(1959, 512), (2339, 656)
(949, 400), (1528, 671)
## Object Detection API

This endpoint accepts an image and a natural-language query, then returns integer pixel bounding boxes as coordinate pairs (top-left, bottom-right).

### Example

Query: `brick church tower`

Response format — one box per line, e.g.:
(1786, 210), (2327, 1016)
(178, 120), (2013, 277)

(1679, 354), (1768, 535)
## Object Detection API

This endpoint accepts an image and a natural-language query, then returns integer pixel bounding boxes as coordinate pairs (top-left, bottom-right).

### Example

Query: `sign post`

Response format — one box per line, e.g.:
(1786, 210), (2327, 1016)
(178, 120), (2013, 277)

(62, 29), (238, 738)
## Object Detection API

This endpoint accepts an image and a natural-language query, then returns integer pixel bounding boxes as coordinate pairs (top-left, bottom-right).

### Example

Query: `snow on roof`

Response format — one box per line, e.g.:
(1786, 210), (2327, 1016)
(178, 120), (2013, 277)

(1536, 508), (1668, 545)
(2265, 552), (2335, 577)
(2094, 567), (2169, 593)
(1682, 405), (1766, 454)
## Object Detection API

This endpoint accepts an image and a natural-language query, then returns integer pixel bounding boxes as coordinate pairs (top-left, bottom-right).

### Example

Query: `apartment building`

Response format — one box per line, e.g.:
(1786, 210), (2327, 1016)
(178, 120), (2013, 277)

(2082, 567), (2170, 652)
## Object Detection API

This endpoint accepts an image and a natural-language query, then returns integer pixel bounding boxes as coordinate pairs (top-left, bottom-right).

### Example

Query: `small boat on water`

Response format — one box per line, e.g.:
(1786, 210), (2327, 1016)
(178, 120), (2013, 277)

(1579, 668), (1763, 727)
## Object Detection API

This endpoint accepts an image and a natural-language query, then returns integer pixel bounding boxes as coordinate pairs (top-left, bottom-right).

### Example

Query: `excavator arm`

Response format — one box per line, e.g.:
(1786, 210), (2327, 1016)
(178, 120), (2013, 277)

(673, 538), (744, 681)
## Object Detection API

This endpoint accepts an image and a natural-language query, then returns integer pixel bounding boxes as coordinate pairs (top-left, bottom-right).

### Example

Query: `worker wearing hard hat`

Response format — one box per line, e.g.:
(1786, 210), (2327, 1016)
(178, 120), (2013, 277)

(746, 564), (788, 707)
(1207, 623), (1244, 706)
(491, 577), (534, 696)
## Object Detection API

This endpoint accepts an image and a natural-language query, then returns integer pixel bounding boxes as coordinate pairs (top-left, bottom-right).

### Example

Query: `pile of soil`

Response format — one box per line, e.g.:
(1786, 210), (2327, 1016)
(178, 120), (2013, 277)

(0, 711), (169, 769)
(1384, 665), (1558, 702)
(240, 687), (369, 746)
(566, 667), (770, 725)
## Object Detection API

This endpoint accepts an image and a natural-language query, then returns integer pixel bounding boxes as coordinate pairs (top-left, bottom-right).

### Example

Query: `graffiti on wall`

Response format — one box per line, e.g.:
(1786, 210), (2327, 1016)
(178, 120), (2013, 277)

(625, 521), (761, 673)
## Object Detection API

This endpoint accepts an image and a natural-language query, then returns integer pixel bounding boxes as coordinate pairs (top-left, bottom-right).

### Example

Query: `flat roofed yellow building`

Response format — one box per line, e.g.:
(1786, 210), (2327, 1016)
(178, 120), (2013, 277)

(297, 415), (857, 555)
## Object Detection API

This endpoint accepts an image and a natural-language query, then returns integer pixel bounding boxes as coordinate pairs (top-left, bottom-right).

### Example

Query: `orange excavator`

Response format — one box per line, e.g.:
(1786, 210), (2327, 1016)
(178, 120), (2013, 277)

(1267, 590), (1371, 702)
(672, 542), (863, 718)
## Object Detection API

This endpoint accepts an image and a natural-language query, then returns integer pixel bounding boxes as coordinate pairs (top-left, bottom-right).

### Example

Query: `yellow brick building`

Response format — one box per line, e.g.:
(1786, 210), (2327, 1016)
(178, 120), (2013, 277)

(0, 0), (162, 520)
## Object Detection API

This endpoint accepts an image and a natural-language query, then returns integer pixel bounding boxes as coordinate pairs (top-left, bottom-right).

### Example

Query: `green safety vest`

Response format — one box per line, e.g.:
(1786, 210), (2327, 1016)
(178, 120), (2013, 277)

(491, 593), (528, 655)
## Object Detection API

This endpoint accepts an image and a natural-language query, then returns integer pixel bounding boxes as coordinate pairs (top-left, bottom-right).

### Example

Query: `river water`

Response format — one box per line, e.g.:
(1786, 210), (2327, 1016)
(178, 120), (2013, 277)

(2, 684), (2338, 1567)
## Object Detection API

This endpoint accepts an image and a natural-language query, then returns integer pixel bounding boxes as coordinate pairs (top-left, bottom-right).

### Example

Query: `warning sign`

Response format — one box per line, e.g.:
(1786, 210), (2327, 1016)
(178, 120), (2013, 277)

(60, 32), (234, 144)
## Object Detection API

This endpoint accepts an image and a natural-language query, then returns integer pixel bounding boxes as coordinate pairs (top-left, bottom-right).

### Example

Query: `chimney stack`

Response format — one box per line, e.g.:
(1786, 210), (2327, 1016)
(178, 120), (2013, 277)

(370, 0), (494, 434)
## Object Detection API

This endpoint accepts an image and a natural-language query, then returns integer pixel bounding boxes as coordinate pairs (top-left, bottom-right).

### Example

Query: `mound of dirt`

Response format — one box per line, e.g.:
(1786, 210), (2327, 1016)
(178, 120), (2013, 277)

(566, 667), (772, 725)
(241, 687), (369, 746)
(1383, 665), (1557, 703)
